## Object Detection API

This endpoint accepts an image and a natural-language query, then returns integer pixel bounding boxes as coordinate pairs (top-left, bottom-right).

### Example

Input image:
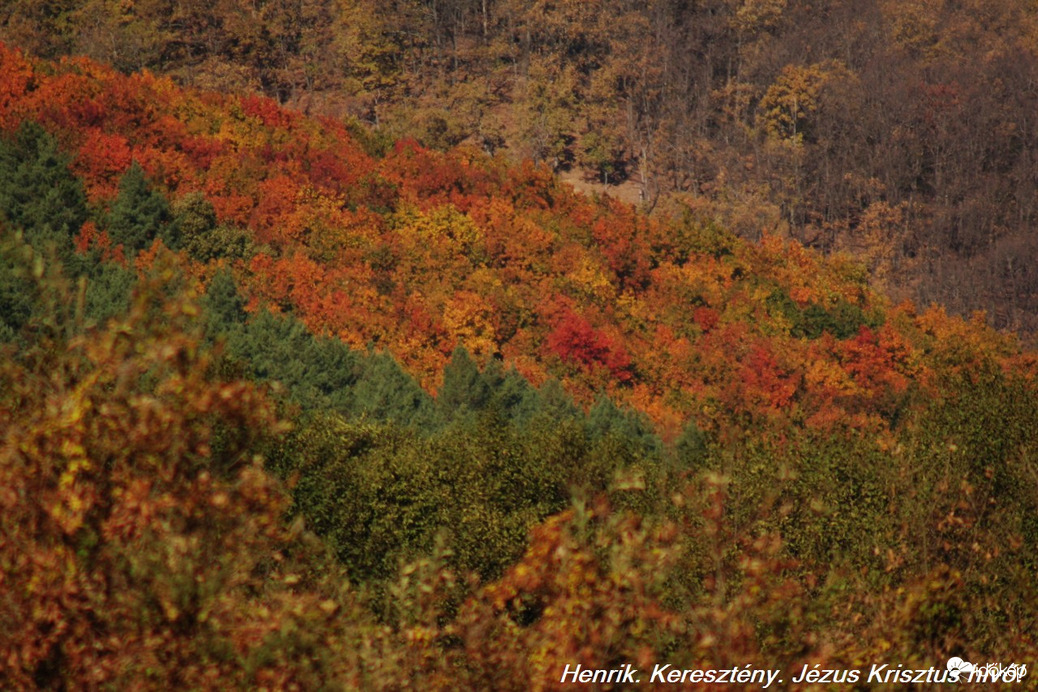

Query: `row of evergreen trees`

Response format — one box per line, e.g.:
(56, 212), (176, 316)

(0, 121), (260, 336)
(200, 270), (698, 586)
(205, 266), (665, 444)
(0, 121), (166, 338)
(0, 122), (175, 256)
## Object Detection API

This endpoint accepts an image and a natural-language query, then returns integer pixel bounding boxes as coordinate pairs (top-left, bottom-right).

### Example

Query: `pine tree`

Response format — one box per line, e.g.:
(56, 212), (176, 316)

(202, 267), (247, 333)
(349, 351), (436, 427)
(587, 395), (661, 457)
(486, 362), (543, 425)
(533, 377), (581, 422)
(106, 162), (175, 254)
(0, 236), (35, 341)
(83, 261), (134, 326)
(436, 346), (490, 421)
(228, 309), (358, 411)
(674, 418), (709, 468)
(0, 121), (87, 258)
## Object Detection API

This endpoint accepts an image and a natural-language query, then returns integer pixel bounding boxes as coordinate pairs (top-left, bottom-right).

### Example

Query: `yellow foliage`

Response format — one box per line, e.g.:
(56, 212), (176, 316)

(395, 203), (483, 252)
(443, 290), (498, 358)
(805, 357), (859, 399)
(566, 255), (615, 302)
(729, 0), (788, 35)
(757, 61), (855, 141)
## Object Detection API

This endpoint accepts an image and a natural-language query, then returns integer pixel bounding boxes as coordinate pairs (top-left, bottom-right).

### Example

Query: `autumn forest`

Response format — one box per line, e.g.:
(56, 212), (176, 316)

(2, 0), (1038, 688)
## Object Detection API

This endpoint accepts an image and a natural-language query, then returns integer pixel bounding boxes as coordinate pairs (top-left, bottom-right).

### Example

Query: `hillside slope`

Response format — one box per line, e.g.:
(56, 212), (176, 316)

(3, 42), (1032, 442)
(3, 44), (1038, 688)
(7, 0), (1038, 341)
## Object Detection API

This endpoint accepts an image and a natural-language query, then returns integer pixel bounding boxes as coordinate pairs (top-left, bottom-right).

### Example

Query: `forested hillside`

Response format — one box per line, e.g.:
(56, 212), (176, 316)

(1, 32), (1037, 690)
(5, 0), (1038, 339)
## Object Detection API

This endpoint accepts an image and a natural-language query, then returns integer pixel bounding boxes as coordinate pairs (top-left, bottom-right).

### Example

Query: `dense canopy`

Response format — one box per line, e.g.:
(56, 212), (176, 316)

(1, 34), (1037, 689)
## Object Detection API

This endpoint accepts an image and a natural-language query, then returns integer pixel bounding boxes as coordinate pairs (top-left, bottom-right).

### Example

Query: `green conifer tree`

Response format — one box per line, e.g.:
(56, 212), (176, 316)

(674, 418), (710, 468)
(83, 261), (134, 326)
(586, 395), (661, 457)
(0, 236), (34, 341)
(486, 362), (543, 425)
(202, 267), (247, 333)
(0, 121), (87, 258)
(436, 346), (490, 421)
(227, 309), (357, 411)
(533, 377), (581, 422)
(349, 351), (436, 427)
(106, 162), (175, 254)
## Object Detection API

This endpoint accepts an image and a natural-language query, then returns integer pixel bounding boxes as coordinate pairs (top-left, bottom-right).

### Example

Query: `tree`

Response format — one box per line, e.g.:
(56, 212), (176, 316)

(0, 120), (87, 259)
(437, 345), (490, 419)
(674, 418), (710, 469)
(82, 259), (134, 326)
(172, 191), (218, 261)
(349, 351), (437, 427)
(483, 360), (544, 426)
(586, 394), (662, 458)
(227, 308), (359, 412)
(106, 161), (175, 254)
(0, 233), (36, 341)
(202, 266), (247, 332)
(533, 377), (581, 422)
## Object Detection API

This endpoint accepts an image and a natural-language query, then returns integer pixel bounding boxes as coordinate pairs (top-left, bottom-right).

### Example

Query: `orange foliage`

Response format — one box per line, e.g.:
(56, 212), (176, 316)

(547, 308), (633, 384)
(74, 129), (133, 200)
